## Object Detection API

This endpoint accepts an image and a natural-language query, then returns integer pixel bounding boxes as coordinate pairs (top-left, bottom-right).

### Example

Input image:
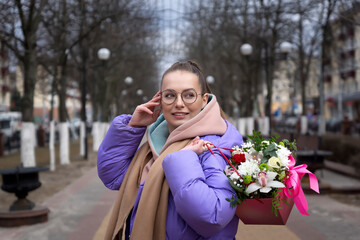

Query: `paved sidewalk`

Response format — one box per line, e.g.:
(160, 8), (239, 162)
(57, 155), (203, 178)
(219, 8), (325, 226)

(0, 166), (359, 240)
(0, 166), (117, 240)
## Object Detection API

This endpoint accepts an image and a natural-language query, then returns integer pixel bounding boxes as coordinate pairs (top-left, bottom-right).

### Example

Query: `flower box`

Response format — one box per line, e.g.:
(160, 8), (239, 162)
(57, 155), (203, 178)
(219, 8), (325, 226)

(235, 193), (294, 225)
(206, 131), (319, 224)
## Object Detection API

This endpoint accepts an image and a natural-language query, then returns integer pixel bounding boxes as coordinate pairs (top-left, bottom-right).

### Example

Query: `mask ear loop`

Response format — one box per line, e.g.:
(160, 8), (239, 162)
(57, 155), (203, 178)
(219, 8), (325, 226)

(205, 142), (241, 177)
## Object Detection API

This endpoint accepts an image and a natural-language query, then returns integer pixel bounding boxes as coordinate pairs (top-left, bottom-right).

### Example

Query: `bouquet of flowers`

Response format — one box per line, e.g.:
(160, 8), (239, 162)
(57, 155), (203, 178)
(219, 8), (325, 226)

(212, 131), (319, 225)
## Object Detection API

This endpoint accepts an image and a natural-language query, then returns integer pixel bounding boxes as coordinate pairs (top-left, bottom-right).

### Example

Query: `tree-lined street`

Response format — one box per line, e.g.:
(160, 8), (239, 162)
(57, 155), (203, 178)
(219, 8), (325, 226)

(0, 1), (360, 239)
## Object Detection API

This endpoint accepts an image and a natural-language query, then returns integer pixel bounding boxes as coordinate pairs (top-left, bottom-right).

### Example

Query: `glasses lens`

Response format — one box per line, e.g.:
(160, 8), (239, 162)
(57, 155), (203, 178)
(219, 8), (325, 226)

(182, 89), (197, 104)
(161, 90), (176, 104)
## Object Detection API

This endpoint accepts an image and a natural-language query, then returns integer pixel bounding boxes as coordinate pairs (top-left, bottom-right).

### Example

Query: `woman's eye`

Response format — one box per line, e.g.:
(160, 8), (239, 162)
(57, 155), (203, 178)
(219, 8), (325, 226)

(184, 93), (195, 98)
(165, 93), (175, 98)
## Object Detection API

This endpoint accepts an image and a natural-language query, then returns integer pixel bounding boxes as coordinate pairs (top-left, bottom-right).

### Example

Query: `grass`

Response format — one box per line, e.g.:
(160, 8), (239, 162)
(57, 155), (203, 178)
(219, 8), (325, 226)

(0, 137), (94, 170)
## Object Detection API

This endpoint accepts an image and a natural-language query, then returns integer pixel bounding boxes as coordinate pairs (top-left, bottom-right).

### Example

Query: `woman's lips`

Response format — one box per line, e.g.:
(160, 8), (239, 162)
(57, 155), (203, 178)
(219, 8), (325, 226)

(172, 112), (188, 119)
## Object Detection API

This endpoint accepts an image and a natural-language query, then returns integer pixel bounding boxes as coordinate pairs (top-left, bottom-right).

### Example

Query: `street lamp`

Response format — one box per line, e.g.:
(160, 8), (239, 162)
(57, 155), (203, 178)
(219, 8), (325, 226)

(206, 75), (215, 85)
(280, 42), (293, 54)
(122, 77), (133, 113)
(239, 41), (293, 136)
(279, 42), (294, 115)
(97, 48), (111, 61)
(121, 89), (128, 96)
(124, 76), (133, 85)
(240, 43), (255, 135)
(136, 89), (143, 96)
(97, 48), (111, 122)
(240, 43), (253, 56)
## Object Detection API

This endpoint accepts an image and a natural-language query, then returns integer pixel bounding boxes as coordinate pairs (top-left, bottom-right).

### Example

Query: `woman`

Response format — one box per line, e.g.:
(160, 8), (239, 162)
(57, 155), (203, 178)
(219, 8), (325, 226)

(97, 61), (243, 240)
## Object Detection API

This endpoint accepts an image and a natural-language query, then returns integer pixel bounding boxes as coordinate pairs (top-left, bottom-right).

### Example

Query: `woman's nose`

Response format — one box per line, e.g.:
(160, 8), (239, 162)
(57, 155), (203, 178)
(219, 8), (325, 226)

(175, 93), (185, 107)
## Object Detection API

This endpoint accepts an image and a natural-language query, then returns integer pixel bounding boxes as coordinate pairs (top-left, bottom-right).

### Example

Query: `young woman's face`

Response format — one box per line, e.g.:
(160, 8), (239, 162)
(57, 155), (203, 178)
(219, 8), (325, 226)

(161, 70), (208, 132)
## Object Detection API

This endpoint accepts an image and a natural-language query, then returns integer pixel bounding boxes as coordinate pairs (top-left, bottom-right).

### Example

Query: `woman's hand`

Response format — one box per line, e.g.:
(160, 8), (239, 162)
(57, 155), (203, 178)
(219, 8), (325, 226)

(181, 136), (214, 155)
(128, 91), (161, 128)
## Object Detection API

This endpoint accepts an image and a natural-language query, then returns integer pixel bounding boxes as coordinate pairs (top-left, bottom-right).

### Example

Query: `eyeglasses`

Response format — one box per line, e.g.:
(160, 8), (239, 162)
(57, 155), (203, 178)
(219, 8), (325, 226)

(161, 88), (203, 105)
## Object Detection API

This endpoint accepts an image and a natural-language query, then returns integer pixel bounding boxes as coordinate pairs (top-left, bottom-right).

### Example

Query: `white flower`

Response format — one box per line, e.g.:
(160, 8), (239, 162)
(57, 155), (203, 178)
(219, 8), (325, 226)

(245, 171), (285, 194)
(231, 146), (242, 157)
(268, 156), (283, 170)
(230, 172), (240, 181)
(232, 145), (242, 151)
(276, 145), (291, 168)
(241, 141), (253, 150)
(238, 159), (259, 177)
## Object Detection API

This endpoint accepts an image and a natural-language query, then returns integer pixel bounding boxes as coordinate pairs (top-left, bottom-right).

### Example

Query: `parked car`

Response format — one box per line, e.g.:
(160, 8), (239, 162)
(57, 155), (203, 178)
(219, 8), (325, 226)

(326, 119), (342, 133)
(0, 112), (22, 151)
(284, 116), (299, 133)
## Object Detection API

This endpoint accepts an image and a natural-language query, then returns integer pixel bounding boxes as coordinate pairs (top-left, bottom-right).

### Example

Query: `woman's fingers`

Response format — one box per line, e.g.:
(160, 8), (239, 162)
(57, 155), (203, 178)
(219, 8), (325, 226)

(152, 90), (161, 99)
(144, 101), (160, 108)
(137, 105), (153, 115)
(204, 141), (214, 149)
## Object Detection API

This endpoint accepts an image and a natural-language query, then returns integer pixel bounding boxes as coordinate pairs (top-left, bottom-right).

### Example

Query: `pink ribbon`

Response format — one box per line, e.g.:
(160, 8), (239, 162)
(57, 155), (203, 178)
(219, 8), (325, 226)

(283, 155), (320, 216)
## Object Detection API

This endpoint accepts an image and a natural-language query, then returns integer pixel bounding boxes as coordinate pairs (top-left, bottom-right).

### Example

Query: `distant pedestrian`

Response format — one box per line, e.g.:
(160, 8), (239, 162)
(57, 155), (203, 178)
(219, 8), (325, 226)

(342, 114), (353, 135)
(97, 60), (243, 239)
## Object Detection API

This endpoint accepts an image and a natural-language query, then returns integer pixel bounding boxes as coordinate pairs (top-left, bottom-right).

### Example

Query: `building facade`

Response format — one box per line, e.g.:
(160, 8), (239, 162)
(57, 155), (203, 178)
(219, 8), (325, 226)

(323, 5), (360, 121)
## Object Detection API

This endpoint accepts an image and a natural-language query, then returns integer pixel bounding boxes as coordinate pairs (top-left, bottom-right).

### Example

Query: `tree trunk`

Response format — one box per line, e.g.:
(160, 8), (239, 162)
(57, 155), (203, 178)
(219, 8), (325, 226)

(92, 121), (100, 152)
(59, 122), (70, 165)
(20, 50), (37, 167)
(49, 120), (56, 171)
(21, 122), (36, 167)
(80, 121), (85, 157)
(58, 56), (70, 164)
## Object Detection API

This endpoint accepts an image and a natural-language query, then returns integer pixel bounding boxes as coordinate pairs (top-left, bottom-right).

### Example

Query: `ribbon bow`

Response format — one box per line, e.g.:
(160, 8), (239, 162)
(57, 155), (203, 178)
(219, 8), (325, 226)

(283, 155), (320, 216)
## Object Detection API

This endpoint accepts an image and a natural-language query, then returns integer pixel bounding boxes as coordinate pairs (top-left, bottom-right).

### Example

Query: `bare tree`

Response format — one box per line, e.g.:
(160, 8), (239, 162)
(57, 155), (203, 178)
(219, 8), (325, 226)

(318, 0), (339, 137)
(0, 0), (47, 166)
(184, 0), (292, 130)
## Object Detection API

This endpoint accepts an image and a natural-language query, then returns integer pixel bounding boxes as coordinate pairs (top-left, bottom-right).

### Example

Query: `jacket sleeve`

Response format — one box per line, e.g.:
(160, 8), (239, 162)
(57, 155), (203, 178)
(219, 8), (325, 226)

(97, 114), (146, 190)
(162, 149), (236, 238)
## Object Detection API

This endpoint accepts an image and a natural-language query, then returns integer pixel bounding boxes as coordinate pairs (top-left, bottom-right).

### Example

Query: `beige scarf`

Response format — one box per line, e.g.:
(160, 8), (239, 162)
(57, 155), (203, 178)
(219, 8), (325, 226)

(105, 95), (227, 240)
(104, 139), (191, 240)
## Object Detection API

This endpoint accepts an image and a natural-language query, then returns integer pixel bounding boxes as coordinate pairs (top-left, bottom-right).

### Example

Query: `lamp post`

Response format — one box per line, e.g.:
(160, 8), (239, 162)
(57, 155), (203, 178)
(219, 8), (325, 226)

(240, 43), (253, 116)
(240, 43), (254, 136)
(136, 89), (143, 108)
(80, 45), (88, 159)
(239, 41), (293, 136)
(279, 42), (294, 115)
(123, 76), (133, 112)
(97, 48), (111, 122)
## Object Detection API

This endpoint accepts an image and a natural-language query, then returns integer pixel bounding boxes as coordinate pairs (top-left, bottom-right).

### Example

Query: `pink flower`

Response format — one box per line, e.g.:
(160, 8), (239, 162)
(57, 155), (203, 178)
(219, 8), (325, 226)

(225, 167), (235, 176)
(246, 171), (285, 194)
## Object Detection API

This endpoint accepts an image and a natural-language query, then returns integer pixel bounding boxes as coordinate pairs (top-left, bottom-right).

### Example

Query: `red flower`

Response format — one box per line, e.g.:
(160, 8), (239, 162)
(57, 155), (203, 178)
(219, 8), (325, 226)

(232, 153), (246, 164)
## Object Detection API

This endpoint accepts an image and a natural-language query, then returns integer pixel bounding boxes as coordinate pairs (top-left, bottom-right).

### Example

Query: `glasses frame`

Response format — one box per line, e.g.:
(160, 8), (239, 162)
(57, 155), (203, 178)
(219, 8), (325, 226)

(160, 88), (204, 105)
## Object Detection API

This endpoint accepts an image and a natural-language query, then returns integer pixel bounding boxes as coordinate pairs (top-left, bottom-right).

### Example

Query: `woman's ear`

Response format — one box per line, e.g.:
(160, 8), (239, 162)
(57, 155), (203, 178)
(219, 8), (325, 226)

(201, 93), (209, 109)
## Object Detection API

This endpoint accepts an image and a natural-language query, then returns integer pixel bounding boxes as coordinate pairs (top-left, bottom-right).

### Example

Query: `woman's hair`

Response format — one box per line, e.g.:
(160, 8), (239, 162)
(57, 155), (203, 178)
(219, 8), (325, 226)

(161, 60), (228, 119)
(161, 60), (212, 94)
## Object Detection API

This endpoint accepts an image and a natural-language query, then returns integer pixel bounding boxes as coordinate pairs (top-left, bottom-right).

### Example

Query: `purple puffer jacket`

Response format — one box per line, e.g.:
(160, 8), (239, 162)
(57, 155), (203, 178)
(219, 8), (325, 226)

(97, 115), (243, 239)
